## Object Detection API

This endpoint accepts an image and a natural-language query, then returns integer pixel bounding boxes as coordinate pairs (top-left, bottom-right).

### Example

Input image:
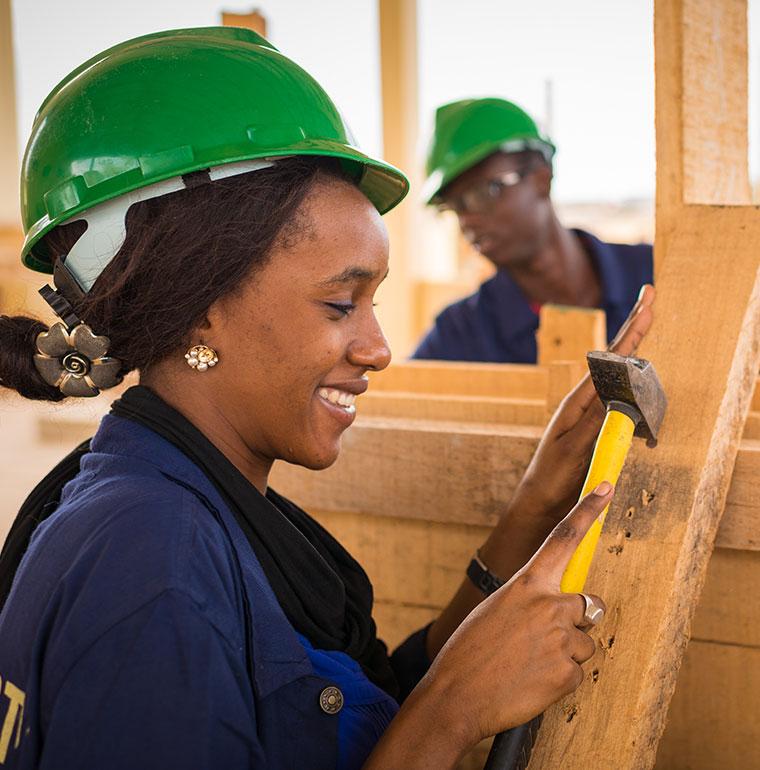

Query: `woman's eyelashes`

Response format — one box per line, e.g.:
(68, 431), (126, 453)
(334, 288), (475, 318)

(325, 301), (356, 317)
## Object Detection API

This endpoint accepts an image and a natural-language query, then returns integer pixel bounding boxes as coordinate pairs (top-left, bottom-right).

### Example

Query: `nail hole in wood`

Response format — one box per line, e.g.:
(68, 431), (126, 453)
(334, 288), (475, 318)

(641, 489), (655, 506)
(564, 704), (578, 723)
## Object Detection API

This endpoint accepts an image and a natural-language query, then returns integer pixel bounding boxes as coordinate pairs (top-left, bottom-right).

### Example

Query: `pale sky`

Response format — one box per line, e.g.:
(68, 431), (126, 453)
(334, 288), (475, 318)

(10, 0), (760, 203)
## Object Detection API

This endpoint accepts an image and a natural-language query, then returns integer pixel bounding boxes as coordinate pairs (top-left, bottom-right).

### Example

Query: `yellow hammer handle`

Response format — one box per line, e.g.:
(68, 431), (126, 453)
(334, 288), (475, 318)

(560, 408), (636, 594)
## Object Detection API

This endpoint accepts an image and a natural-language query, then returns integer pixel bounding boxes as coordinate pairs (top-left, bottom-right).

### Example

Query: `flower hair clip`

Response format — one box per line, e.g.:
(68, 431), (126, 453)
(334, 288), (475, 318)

(33, 285), (123, 398)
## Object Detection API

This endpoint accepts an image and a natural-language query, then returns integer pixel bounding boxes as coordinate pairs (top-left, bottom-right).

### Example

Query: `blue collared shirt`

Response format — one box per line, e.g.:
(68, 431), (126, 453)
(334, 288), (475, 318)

(412, 231), (653, 363)
(0, 416), (429, 769)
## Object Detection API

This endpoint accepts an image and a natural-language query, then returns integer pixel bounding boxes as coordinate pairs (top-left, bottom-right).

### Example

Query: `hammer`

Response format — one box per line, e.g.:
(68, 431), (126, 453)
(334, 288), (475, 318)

(484, 351), (668, 770)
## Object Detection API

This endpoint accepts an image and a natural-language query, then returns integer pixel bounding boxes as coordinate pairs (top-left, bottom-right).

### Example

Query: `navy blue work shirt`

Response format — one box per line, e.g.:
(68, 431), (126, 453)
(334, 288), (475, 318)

(0, 416), (430, 769)
(413, 230), (653, 363)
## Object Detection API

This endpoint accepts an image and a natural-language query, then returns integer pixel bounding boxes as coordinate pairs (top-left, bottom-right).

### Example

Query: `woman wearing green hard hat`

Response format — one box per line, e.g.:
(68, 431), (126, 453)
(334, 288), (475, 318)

(0, 28), (652, 769)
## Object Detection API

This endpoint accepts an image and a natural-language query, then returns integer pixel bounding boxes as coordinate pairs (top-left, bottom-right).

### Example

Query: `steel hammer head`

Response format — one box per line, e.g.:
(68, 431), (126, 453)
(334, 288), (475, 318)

(586, 351), (667, 446)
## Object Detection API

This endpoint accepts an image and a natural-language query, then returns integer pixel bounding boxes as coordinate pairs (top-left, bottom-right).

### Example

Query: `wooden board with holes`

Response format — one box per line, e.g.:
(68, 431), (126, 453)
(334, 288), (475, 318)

(526, 1), (760, 767)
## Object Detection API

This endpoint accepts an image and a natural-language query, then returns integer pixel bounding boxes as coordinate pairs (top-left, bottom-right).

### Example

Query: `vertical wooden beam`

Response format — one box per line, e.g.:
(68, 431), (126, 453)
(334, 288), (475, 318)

(0, 0), (19, 229)
(221, 9), (267, 37)
(536, 305), (607, 366)
(653, 0), (683, 263)
(656, 0), (750, 261)
(528, 1), (760, 767)
(681, 0), (749, 205)
(377, 0), (418, 357)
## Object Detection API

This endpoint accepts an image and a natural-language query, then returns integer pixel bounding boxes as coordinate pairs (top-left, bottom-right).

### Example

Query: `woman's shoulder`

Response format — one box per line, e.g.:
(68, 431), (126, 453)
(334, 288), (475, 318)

(0, 455), (248, 690)
(18, 447), (243, 633)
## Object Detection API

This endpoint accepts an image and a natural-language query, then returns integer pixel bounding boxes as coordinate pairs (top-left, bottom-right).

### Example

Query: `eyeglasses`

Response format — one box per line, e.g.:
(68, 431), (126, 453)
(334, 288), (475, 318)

(435, 167), (533, 215)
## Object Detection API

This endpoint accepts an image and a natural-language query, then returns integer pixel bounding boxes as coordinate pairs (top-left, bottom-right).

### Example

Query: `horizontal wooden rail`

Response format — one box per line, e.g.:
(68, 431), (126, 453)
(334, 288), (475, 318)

(369, 360), (549, 398)
(360, 391), (547, 425)
(271, 417), (760, 552)
(372, 361), (760, 392)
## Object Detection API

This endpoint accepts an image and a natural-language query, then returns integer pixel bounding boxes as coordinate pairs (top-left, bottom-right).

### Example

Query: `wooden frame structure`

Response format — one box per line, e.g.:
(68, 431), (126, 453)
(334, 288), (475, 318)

(2, 2), (759, 767)
(272, 2), (760, 767)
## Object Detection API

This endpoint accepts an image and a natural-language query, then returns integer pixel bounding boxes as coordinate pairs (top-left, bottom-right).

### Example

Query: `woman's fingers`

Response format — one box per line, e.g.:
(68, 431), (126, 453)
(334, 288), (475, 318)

(570, 628), (597, 664)
(430, 489), (614, 740)
(526, 482), (616, 586)
(608, 284), (655, 357)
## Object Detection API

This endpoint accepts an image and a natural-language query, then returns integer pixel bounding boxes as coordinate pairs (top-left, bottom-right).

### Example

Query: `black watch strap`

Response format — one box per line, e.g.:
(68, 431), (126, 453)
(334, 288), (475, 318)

(466, 551), (505, 596)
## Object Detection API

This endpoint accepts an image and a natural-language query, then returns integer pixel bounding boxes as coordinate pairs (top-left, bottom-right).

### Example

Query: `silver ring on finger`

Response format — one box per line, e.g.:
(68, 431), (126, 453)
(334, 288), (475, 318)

(580, 593), (605, 626)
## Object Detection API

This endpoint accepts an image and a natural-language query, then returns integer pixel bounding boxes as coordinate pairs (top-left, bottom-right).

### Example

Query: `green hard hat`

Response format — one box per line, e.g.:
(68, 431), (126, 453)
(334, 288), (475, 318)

(21, 26), (409, 274)
(422, 97), (555, 204)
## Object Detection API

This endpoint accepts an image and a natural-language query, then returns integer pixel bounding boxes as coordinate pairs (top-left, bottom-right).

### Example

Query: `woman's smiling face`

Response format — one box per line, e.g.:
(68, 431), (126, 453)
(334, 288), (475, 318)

(203, 178), (392, 471)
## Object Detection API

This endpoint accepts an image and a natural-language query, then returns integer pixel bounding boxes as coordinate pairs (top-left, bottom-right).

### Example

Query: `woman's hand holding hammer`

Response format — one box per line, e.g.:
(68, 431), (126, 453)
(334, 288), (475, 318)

(426, 286), (654, 661)
(365, 484), (613, 770)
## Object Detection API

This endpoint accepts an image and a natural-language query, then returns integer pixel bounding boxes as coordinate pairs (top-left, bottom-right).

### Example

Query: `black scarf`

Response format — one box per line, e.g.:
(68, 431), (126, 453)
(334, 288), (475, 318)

(110, 386), (398, 697)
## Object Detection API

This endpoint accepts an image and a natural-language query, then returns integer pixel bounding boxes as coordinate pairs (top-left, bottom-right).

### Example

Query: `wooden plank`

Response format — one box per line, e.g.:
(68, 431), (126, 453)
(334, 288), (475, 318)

(529, 206), (760, 766)
(376, 0), (418, 356)
(412, 279), (476, 342)
(744, 411), (760, 439)
(715, 441), (760, 551)
(0, 0), (19, 227)
(382, 366), (757, 406)
(653, 0), (683, 261)
(681, 0), (750, 205)
(369, 360), (549, 398)
(526, 0), (760, 760)
(271, 418), (541, 528)
(29, 403), (760, 552)
(313, 509), (759, 770)
(372, 364), (760, 413)
(655, 641), (760, 770)
(359, 392), (546, 425)
(690, 547), (760, 648)
(312, 508), (760, 650)
(751, 381), (760, 412)
(220, 9), (267, 36)
(273, 422), (760, 550)
(536, 305), (606, 365)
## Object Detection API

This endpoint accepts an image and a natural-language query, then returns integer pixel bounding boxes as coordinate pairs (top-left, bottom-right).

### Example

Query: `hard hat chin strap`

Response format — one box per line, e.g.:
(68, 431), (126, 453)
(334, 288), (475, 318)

(62, 158), (278, 293)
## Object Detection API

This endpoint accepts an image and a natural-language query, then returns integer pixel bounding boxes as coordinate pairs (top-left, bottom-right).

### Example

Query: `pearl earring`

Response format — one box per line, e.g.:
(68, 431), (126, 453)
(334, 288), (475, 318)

(185, 344), (218, 372)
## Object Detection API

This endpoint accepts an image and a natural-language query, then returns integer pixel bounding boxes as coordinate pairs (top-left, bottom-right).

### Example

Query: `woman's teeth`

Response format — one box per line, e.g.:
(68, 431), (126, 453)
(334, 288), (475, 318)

(318, 387), (357, 413)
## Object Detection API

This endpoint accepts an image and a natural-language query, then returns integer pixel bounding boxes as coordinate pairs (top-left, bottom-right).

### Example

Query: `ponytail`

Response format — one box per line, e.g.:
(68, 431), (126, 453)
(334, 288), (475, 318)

(0, 315), (65, 402)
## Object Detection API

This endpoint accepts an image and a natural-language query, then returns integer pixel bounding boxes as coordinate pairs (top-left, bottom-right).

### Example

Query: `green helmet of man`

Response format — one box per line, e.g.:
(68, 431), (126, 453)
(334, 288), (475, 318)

(422, 97), (555, 204)
(21, 26), (409, 276)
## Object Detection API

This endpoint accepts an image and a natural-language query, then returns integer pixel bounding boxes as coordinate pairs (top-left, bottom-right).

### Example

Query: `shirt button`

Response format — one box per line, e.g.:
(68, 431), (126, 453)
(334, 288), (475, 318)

(319, 686), (344, 715)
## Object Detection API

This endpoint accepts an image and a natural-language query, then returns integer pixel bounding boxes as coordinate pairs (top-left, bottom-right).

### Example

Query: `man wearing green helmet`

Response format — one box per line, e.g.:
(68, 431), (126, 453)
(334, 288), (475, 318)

(414, 97), (653, 363)
(0, 29), (654, 769)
